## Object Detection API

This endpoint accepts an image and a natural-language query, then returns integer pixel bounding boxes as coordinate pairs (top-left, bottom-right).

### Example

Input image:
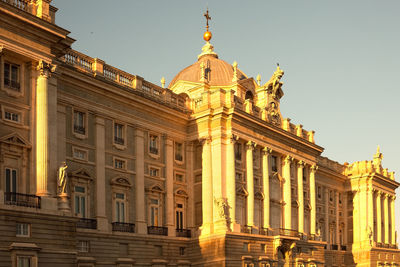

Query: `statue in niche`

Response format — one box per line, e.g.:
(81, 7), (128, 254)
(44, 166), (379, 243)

(214, 197), (229, 225)
(58, 162), (69, 195)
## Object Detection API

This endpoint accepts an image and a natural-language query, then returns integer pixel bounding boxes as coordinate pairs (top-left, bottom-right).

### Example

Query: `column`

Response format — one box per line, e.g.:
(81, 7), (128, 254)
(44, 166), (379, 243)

(390, 196), (396, 245)
(310, 165), (317, 235)
(165, 137), (174, 236)
(324, 188), (329, 244)
(343, 192), (348, 244)
(282, 155), (292, 230)
(376, 191), (382, 243)
(186, 142), (194, 229)
(335, 191), (339, 246)
(297, 160), (305, 233)
(201, 137), (213, 234)
(246, 141), (256, 227)
(36, 60), (56, 196)
(367, 185), (374, 243)
(353, 190), (360, 244)
(383, 193), (389, 244)
(226, 135), (237, 231)
(95, 117), (108, 231)
(135, 129), (146, 234)
(262, 147), (272, 229)
(0, 46), (4, 90)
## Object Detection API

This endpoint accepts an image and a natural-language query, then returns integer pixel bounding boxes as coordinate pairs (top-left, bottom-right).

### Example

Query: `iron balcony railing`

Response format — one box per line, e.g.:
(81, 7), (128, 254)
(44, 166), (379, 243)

(114, 137), (124, 145)
(77, 218), (97, 229)
(73, 125), (85, 135)
(331, 244), (339, 250)
(341, 245), (347, 251)
(260, 227), (273, 236)
(277, 228), (300, 238)
(147, 226), (168, 236)
(112, 222), (135, 233)
(4, 192), (41, 208)
(242, 225), (252, 234)
(149, 146), (158, 155)
(176, 228), (191, 238)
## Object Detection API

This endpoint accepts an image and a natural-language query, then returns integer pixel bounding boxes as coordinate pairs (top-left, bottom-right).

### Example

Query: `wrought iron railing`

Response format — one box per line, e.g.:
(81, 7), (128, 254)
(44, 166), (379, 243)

(74, 125), (85, 135)
(149, 146), (158, 155)
(176, 228), (191, 238)
(147, 226), (168, 236)
(260, 227), (273, 236)
(331, 244), (338, 250)
(277, 228), (299, 238)
(4, 192), (41, 208)
(112, 222), (135, 233)
(242, 225), (252, 234)
(114, 137), (124, 145)
(77, 218), (97, 229)
(341, 245), (347, 251)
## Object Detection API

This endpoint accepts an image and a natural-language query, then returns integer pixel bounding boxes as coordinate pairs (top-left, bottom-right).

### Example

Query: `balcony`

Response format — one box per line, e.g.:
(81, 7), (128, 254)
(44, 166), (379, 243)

(331, 244), (338, 250)
(73, 125), (85, 135)
(341, 245), (347, 251)
(260, 228), (273, 236)
(4, 192), (41, 208)
(176, 228), (191, 238)
(175, 154), (183, 161)
(149, 146), (158, 155)
(242, 225), (252, 234)
(148, 226), (168, 236)
(114, 137), (124, 145)
(77, 218), (97, 229)
(277, 228), (299, 238)
(112, 222), (135, 233)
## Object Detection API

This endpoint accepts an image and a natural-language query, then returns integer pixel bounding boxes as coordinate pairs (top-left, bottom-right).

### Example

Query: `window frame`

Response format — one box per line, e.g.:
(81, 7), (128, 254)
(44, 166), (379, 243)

(113, 121), (126, 150)
(148, 166), (161, 178)
(77, 240), (90, 253)
(2, 106), (22, 125)
(72, 146), (88, 162)
(174, 141), (184, 163)
(174, 171), (186, 184)
(16, 223), (30, 237)
(148, 133), (160, 158)
(2, 57), (25, 98)
(72, 108), (88, 139)
(113, 157), (127, 170)
(73, 185), (88, 218)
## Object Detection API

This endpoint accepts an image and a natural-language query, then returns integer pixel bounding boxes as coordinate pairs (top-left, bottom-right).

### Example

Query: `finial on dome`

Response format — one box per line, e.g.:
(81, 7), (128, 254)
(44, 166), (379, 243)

(203, 8), (212, 42)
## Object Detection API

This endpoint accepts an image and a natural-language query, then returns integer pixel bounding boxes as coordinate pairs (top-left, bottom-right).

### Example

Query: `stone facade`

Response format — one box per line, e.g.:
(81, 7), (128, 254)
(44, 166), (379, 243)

(0, 1), (399, 267)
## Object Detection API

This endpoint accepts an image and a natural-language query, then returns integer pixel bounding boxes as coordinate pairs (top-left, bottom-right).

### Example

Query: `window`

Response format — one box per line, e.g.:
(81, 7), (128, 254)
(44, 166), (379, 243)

(176, 203), (184, 230)
(329, 190), (333, 202)
(149, 199), (159, 226)
(73, 110), (85, 135)
(115, 193), (126, 222)
(179, 247), (185, 256)
(175, 142), (183, 161)
(149, 167), (159, 177)
(5, 168), (17, 193)
(73, 148), (87, 161)
(4, 110), (20, 123)
(234, 143), (242, 161)
(149, 134), (159, 154)
(74, 186), (87, 218)
(271, 156), (278, 172)
(4, 62), (20, 90)
(317, 186), (322, 199)
(17, 256), (30, 267)
(154, 245), (162, 256)
(16, 223), (30, 237)
(114, 158), (126, 169)
(175, 173), (185, 183)
(243, 243), (249, 252)
(260, 243), (266, 252)
(77, 240), (89, 253)
(114, 123), (124, 145)
(339, 193), (342, 204)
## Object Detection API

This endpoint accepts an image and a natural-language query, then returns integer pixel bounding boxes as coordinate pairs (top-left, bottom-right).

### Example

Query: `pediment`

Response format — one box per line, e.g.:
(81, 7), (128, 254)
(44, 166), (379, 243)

(175, 188), (188, 197)
(70, 168), (92, 180)
(111, 177), (132, 188)
(0, 133), (31, 148)
(146, 183), (164, 193)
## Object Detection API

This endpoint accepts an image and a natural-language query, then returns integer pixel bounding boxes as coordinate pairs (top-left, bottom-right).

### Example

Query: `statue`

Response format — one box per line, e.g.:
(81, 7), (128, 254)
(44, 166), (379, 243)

(267, 102), (281, 126)
(214, 197), (230, 227)
(366, 226), (373, 246)
(58, 162), (68, 195)
(270, 64), (284, 100)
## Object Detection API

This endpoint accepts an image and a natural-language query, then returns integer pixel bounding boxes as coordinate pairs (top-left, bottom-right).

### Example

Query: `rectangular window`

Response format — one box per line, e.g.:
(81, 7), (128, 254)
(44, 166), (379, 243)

(149, 167), (159, 177)
(115, 193), (126, 222)
(149, 134), (159, 154)
(317, 186), (322, 199)
(73, 148), (87, 160)
(176, 203), (184, 230)
(4, 110), (20, 123)
(17, 256), (30, 267)
(234, 143), (242, 161)
(16, 223), (30, 237)
(73, 110), (85, 134)
(114, 159), (125, 169)
(271, 156), (278, 172)
(150, 199), (159, 226)
(175, 142), (183, 161)
(77, 240), (89, 253)
(179, 247), (185, 256)
(175, 173), (184, 183)
(4, 62), (20, 90)
(114, 123), (124, 145)
(74, 186), (86, 218)
(235, 173), (243, 182)
(243, 242), (249, 252)
(5, 168), (17, 193)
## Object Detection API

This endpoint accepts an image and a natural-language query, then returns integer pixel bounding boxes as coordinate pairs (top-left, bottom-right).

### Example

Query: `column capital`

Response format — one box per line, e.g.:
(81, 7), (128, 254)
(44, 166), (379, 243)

(297, 160), (305, 168)
(0, 45), (4, 55)
(283, 155), (293, 164)
(390, 195), (396, 201)
(262, 146), (272, 155)
(246, 141), (256, 150)
(310, 164), (318, 173)
(37, 60), (56, 77)
(230, 134), (239, 143)
(199, 136), (212, 145)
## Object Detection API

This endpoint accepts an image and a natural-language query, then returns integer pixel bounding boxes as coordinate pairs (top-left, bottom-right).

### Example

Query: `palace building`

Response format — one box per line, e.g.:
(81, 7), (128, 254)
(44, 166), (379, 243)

(0, 1), (399, 267)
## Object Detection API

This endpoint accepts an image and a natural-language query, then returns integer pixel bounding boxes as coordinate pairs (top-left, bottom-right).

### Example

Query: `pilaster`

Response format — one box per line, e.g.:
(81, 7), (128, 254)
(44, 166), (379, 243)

(186, 142), (194, 229)
(297, 160), (305, 233)
(390, 195), (396, 245)
(376, 191), (382, 243)
(383, 193), (389, 244)
(226, 135), (238, 232)
(309, 165), (317, 235)
(165, 137), (174, 236)
(282, 155), (292, 230)
(135, 128), (147, 234)
(262, 147), (272, 229)
(324, 188), (329, 245)
(200, 137), (213, 235)
(246, 141), (256, 228)
(335, 191), (339, 246)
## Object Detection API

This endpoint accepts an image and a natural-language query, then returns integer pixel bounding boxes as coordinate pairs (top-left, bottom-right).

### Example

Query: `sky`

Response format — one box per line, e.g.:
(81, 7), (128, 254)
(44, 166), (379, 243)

(52, 0), (400, 238)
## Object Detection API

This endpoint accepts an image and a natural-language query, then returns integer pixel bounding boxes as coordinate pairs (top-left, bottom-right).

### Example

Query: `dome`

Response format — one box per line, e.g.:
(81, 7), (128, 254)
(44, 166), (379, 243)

(169, 49), (248, 88)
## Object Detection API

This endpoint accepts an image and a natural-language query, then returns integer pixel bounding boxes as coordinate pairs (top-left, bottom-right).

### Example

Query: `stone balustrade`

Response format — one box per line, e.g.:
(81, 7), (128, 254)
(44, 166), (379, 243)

(63, 49), (189, 112)
(1, 0), (57, 23)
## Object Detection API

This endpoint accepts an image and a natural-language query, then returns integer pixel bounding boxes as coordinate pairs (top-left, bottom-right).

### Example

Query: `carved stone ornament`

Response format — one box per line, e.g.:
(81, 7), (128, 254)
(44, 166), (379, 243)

(37, 60), (57, 77)
(214, 197), (229, 222)
(267, 102), (281, 126)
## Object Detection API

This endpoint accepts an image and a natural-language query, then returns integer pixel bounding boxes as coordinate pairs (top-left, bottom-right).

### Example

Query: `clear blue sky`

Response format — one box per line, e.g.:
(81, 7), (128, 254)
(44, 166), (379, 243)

(52, 0), (400, 237)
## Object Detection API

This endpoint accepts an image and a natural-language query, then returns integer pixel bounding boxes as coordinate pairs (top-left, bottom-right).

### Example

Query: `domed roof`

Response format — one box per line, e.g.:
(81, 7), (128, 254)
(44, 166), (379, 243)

(169, 46), (247, 88)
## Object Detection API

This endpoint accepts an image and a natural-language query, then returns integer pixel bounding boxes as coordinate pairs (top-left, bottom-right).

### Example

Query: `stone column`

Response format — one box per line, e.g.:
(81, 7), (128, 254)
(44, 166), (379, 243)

(186, 142), (194, 229)
(95, 117), (108, 231)
(383, 193), (389, 244)
(376, 191), (382, 243)
(390, 196), (396, 245)
(165, 137), (174, 236)
(324, 188), (329, 244)
(0, 46), (4, 91)
(297, 160), (305, 233)
(282, 155), (292, 230)
(135, 129), (146, 234)
(262, 147), (272, 229)
(335, 191), (340, 246)
(246, 141), (256, 228)
(367, 185), (374, 243)
(353, 190), (360, 244)
(201, 137), (213, 234)
(36, 60), (56, 196)
(310, 165), (317, 235)
(343, 192), (348, 244)
(226, 135), (238, 231)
